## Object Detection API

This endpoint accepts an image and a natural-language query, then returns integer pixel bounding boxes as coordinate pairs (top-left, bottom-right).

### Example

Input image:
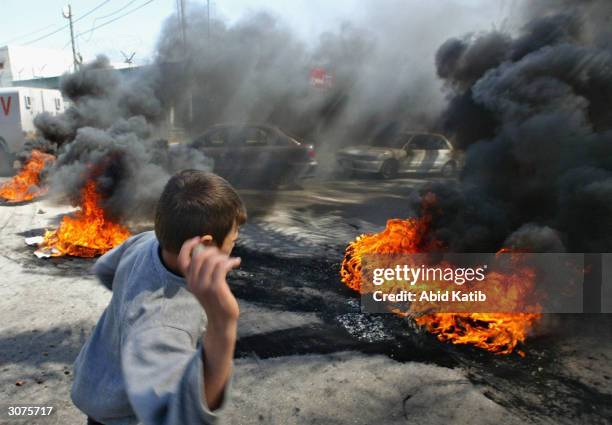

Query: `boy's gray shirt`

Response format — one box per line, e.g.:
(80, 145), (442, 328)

(71, 231), (229, 425)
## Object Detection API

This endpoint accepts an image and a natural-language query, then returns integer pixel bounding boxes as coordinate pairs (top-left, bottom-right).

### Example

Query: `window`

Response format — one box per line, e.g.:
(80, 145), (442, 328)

(193, 128), (227, 147)
(241, 128), (268, 146)
(207, 129), (226, 146)
(434, 138), (449, 149)
(373, 133), (410, 148)
(228, 127), (277, 146)
(408, 134), (446, 150)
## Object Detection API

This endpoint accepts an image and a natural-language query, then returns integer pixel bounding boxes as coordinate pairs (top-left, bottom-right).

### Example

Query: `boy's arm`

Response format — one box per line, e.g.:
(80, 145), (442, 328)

(93, 243), (127, 290)
(202, 315), (237, 410)
(177, 239), (241, 410)
(94, 233), (148, 290)
(121, 239), (240, 425)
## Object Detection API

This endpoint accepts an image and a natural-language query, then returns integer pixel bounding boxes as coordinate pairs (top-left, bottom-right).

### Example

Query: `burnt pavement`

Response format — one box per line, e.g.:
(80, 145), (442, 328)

(1, 175), (611, 425)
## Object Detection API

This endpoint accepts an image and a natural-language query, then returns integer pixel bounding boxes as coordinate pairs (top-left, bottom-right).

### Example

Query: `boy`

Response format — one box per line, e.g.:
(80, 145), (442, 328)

(71, 170), (247, 425)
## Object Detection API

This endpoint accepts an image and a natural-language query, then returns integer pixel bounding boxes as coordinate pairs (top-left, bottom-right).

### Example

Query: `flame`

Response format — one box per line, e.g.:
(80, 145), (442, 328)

(340, 207), (541, 355)
(36, 180), (131, 257)
(340, 217), (434, 291)
(0, 150), (55, 203)
(414, 313), (539, 356)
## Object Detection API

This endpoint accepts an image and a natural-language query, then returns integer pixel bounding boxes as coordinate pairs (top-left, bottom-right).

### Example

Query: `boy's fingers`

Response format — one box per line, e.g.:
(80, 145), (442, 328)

(197, 253), (225, 292)
(210, 257), (241, 288)
(221, 257), (241, 275)
(228, 257), (241, 269)
(177, 237), (203, 274)
(188, 248), (218, 291)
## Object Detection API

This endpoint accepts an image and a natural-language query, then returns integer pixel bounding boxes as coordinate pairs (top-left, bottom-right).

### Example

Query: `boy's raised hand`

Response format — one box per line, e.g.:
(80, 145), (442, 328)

(178, 237), (241, 329)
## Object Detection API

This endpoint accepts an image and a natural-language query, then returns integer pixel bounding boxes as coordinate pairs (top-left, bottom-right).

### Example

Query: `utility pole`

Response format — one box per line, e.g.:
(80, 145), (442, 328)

(62, 4), (79, 72)
(178, 0), (187, 55)
(207, 0), (211, 39)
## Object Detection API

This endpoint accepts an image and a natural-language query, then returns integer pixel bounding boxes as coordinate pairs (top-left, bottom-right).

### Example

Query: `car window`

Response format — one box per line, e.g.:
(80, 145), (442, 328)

(272, 128), (296, 146)
(373, 133), (410, 148)
(408, 134), (445, 150)
(193, 128), (227, 147)
(227, 127), (269, 146)
(245, 128), (268, 146)
(408, 135), (426, 149)
(433, 137), (449, 149)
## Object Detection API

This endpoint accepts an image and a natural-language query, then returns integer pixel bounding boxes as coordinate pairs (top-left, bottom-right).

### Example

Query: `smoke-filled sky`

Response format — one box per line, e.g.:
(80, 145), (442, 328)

(418, 0), (612, 253)
(0, 0), (519, 65)
(26, 0), (524, 222)
(27, 0), (612, 258)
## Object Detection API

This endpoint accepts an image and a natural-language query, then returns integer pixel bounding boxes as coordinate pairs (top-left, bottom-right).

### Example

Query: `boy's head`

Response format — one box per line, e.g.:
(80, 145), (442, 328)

(155, 170), (247, 255)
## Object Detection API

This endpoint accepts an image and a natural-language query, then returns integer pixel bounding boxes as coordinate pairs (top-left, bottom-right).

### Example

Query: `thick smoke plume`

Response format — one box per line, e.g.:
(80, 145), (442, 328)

(421, 0), (612, 253)
(155, 1), (499, 159)
(27, 0), (504, 219)
(34, 56), (211, 220)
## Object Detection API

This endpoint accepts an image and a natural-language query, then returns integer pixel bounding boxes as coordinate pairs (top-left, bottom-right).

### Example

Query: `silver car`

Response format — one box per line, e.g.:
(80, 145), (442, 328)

(336, 132), (461, 179)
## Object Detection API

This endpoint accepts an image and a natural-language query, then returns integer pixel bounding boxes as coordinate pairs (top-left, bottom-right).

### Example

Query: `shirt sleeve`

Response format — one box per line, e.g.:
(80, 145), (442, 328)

(121, 325), (230, 425)
(92, 242), (127, 291)
(93, 231), (150, 290)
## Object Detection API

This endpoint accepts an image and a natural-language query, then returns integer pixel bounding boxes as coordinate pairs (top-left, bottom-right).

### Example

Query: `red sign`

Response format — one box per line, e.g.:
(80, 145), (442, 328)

(310, 68), (334, 90)
(1, 96), (12, 116)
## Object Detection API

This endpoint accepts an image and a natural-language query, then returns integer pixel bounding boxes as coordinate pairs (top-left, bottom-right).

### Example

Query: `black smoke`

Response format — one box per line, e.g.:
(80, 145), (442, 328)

(154, 1), (484, 157)
(34, 56), (211, 220)
(422, 0), (612, 253)
(28, 1), (511, 221)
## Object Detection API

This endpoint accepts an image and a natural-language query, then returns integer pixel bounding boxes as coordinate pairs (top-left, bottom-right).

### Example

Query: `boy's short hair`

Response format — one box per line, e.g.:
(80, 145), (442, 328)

(155, 170), (247, 253)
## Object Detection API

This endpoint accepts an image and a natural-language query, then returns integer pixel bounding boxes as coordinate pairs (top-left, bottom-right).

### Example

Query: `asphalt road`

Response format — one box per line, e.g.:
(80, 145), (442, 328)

(1, 175), (610, 425)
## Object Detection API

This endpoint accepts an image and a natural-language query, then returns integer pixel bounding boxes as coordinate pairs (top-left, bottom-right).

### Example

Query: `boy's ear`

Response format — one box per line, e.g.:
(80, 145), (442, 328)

(199, 235), (214, 246)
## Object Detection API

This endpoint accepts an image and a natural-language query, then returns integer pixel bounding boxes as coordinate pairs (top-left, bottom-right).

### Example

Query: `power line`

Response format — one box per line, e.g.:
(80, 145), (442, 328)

(74, 0), (114, 23)
(2, 23), (58, 45)
(97, 0), (140, 20)
(83, 0), (140, 42)
(21, 0), (112, 46)
(73, 0), (156, 41)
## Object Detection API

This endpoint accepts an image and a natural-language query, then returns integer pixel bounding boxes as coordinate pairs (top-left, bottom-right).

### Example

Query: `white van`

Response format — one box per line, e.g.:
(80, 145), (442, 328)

(0, 86), (64, 174)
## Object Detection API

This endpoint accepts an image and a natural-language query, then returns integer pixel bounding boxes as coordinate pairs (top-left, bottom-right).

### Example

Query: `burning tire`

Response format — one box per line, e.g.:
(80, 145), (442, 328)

(379, 159), (399, 179)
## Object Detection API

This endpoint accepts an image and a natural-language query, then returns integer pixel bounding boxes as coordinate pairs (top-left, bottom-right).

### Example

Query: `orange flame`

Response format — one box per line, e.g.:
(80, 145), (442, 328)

(0, 150), (55, 203)
(36, 180), (131, 257)
(414, 312), (540, 356)
(340, 211), (541, 355)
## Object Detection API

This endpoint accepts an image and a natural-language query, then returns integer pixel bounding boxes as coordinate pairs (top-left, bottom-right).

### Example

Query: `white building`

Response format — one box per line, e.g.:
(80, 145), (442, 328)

(0, 45), (74, 87)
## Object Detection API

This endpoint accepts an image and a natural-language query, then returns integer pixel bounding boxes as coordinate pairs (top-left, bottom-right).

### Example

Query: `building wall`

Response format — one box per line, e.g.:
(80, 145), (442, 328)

(0, 45), (74, 87)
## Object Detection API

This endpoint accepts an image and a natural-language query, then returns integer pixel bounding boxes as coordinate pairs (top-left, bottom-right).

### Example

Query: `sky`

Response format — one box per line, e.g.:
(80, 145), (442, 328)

(0, 0), (522, 65)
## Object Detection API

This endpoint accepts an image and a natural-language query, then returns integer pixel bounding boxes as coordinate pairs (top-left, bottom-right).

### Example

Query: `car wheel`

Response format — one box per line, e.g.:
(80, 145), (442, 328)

(441, 161), (457, 177)
(380, 159), (399, 179)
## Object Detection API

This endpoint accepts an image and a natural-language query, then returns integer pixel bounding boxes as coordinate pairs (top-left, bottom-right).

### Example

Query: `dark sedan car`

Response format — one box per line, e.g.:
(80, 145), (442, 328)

(189, 124), (317, 188)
